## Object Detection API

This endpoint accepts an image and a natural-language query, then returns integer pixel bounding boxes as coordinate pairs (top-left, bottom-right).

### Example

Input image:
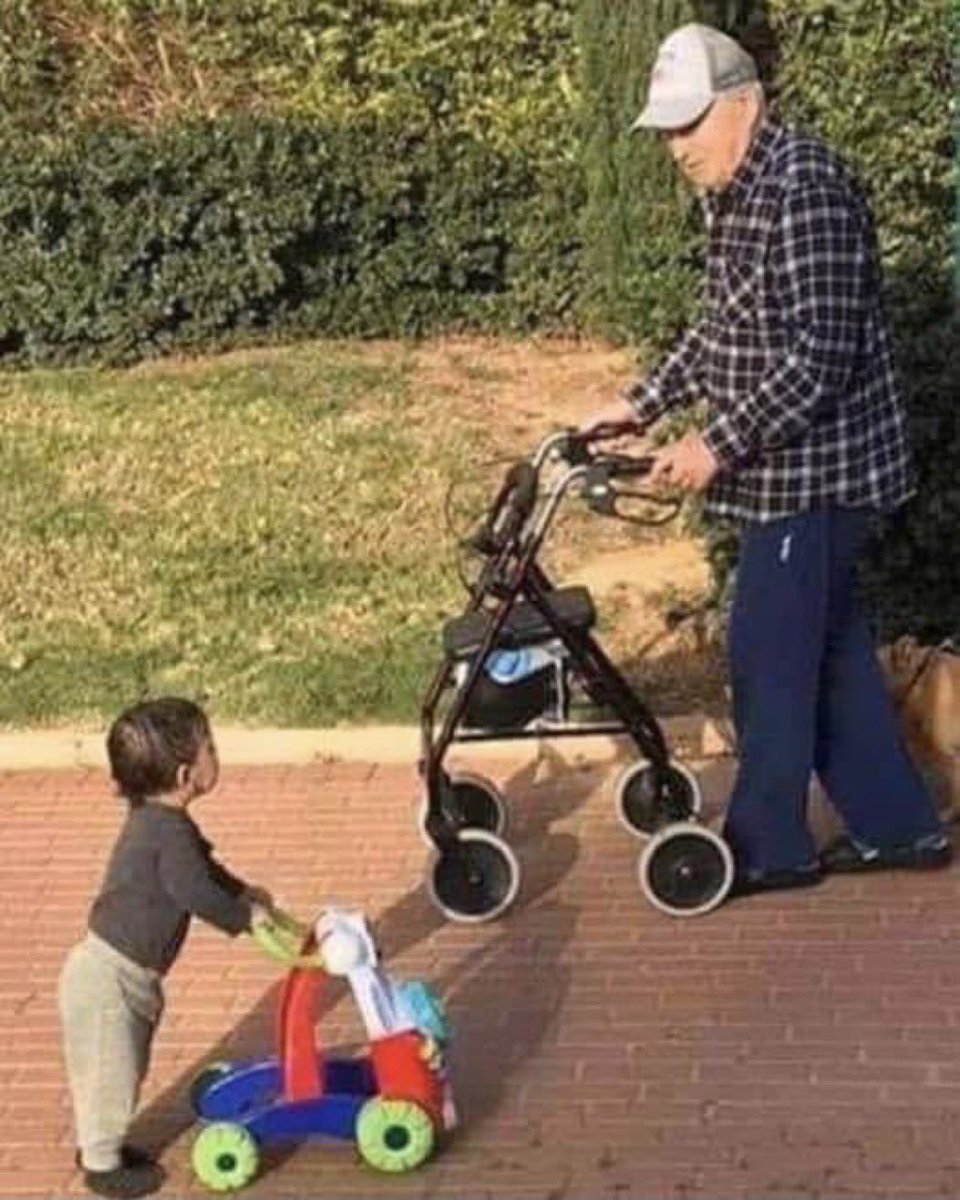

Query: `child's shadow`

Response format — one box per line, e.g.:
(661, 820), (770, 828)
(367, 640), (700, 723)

(130, 741), (597, 1160)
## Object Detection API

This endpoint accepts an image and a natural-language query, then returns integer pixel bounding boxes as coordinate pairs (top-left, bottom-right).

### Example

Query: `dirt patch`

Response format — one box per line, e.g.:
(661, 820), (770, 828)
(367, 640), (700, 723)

(130, 334), (729, 717)
(567, 538), (709, 598)
(568, 538), (728, 717)
(409, 334), (639, 440)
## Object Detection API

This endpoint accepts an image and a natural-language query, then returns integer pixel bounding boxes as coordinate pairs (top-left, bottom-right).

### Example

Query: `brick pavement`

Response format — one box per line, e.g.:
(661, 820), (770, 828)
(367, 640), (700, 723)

(3, 748), (960, 1198)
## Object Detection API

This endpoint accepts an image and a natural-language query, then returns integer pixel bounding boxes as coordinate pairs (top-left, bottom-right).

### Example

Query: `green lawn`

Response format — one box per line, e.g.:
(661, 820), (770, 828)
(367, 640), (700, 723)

(0, 343), (500, 728)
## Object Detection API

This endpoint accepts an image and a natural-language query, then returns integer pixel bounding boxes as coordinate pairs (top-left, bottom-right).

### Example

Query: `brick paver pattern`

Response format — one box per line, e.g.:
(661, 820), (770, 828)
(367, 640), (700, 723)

(2, 752), (960, 1198)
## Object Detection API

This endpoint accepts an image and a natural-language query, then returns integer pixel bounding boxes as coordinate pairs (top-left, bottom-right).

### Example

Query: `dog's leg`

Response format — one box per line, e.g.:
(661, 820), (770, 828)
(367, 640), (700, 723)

(922, 749), (960, 825)
(944, 756), (960, 826)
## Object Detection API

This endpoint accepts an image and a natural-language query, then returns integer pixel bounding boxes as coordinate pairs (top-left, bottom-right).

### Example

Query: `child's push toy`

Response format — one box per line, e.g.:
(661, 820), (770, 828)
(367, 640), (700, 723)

(418, 423), (735, 921)
(190, 908), (455, 1191)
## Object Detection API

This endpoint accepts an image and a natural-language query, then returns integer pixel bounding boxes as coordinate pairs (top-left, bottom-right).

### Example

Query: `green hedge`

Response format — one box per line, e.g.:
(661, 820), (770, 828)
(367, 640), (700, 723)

(859, 297), (960, 642)
(0, 1), (582, 363)
(0, 2), (579, 146)
(0, 116), (583, 364)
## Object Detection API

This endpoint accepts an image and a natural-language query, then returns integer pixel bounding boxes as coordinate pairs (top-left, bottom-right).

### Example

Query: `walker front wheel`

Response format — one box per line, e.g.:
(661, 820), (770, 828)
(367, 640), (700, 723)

(638, 823), (733, 917)
(427, 829), (520, 923)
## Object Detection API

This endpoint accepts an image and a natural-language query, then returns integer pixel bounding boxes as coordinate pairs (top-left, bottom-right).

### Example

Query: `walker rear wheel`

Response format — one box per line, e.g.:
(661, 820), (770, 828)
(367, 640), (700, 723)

(638, 822), (733, 917)
(616, 760), (702, 840)
(418, 772), (507, 846)
(428, 828), (520, 924)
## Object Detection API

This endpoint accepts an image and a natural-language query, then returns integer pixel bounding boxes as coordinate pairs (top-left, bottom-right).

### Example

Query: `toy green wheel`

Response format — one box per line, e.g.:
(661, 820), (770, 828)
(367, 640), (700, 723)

(356, 1097), (435, 1173)
(190, 1062), (233, 1115)
(192, 1122), (260, 1192)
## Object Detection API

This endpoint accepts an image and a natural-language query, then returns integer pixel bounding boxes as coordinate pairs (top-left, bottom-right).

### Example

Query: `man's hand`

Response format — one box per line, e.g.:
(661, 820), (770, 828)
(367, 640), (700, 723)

(579, 395), (641, 435)
(649, 432), (719, 493)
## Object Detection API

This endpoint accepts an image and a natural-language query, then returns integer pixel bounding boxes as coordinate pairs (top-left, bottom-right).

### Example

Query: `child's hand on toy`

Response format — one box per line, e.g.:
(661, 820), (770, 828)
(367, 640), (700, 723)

(245, 884), (275, 912)
(248, 900), (273, 929)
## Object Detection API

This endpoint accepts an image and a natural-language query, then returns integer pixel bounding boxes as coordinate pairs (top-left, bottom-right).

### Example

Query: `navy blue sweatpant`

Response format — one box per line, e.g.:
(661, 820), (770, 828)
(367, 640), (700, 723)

(721, 506), (942, 876)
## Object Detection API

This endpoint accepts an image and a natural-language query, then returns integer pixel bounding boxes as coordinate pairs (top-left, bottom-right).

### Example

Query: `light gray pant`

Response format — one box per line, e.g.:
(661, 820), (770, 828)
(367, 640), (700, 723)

(58, 933), (164, 1172)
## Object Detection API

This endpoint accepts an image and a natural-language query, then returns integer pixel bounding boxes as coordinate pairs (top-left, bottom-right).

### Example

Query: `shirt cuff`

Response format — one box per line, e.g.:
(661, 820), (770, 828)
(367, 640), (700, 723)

(221, 896), (254, 937)
(619, 378), (663, 428)
(702, 412), (752, 469)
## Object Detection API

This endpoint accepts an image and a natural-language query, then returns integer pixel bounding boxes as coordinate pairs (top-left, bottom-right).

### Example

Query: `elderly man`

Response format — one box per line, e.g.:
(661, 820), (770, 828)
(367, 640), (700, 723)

(586, 23), (950, 896)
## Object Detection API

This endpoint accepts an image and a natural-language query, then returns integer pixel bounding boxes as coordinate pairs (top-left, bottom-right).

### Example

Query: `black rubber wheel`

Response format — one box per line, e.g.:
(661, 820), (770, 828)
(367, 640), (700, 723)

(638, 823), (734, 917)
(190, 1062), (233, 1116)
(428, 829), (520, 924)
(418, 773), (507, 845)
(616, 760), (702, 840)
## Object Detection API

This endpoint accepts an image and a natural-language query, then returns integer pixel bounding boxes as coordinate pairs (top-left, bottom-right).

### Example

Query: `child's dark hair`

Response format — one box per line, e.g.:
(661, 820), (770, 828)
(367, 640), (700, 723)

(107, 697), (211, 805)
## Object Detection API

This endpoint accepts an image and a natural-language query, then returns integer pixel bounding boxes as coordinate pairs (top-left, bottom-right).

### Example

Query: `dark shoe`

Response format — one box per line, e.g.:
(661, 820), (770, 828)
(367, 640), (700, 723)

(728, 863), (824, 899)
(820, 833), (953, 874)
(76, 1147), (154, 1172)
(82, 1162), (164, 1199)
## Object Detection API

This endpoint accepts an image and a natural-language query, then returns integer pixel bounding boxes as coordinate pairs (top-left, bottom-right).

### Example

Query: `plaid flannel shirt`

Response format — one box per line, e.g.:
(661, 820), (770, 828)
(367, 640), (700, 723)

(624, 120), (915, 523)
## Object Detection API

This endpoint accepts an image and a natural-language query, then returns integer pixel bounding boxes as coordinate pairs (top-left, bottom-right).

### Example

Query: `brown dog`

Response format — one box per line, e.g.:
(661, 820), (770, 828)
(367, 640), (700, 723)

(877, 636), (960, 821)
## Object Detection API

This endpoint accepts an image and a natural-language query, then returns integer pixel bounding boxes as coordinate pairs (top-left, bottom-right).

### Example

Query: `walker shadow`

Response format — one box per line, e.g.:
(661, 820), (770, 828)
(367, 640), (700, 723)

(432, 898), (577, 1137)
(254, 899), (577, 1182)
(492, 738), (605, 841)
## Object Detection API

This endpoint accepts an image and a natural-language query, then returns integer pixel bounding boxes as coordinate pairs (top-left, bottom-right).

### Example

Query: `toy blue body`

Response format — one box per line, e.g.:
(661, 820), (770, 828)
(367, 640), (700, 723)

(195, 1056), (378, 1143)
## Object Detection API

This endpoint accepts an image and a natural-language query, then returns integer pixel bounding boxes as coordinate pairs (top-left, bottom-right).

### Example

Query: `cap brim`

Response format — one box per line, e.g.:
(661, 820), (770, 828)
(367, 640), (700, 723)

(630, 94), (713, 133)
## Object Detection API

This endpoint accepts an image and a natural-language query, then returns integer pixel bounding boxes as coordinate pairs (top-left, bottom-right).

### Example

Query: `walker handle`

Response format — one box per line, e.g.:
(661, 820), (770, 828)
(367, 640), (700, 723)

(551, 422), (648, 467)
(582, 419), (645, 442)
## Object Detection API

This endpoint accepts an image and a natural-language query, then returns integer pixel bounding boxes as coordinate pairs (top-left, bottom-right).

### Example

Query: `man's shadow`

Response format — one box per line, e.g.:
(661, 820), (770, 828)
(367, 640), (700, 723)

(129, 741), (596, 1158)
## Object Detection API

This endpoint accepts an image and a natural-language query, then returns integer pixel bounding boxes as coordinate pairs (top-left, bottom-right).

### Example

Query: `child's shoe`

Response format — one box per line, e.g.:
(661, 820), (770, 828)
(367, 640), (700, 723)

(82, 1160), (164, 1198)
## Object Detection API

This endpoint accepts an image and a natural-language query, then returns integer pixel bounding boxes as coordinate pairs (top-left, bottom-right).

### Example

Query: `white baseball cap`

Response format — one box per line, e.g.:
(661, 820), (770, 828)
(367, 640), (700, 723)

(632, 23), (758, 132)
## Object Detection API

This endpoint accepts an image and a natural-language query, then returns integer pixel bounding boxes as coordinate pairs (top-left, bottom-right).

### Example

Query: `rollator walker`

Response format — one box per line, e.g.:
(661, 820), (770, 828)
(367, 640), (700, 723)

(416, 424), (735, 922)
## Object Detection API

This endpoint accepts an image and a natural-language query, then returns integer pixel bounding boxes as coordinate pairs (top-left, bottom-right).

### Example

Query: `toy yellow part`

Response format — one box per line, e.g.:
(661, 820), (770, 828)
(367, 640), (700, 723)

(418, 1035), (443, 1072)
(250, 908), (324, 969)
